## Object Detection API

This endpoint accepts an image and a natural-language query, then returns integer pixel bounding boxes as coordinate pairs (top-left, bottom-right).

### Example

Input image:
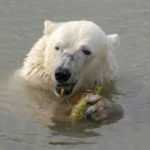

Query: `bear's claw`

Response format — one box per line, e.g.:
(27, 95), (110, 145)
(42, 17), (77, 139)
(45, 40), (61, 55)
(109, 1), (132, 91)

(85, 94), (123, 122)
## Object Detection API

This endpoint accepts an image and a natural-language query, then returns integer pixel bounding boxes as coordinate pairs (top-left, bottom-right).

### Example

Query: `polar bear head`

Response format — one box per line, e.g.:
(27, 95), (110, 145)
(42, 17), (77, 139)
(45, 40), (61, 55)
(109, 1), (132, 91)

(43, 20), (120, 97)
(21, 20), (120, 98)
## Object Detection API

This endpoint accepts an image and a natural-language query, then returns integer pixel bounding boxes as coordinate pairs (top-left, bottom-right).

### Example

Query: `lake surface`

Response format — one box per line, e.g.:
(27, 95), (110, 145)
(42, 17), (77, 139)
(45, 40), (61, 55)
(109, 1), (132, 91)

(0, 0), (150, 150)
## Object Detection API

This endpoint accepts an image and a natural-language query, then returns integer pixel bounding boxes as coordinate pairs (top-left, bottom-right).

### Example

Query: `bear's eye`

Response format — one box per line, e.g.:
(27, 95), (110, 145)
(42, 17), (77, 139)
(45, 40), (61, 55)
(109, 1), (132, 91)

(82, 49), (91, 55)
(55, 46), (60, 50)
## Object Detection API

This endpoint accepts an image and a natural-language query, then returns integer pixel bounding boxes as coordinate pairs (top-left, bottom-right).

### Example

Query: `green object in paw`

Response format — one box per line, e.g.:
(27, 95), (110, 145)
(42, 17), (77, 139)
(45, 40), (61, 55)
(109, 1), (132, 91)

(69, 95), (89, 123)
(69, 86), (102, 123)
(95, 86), (102, 95)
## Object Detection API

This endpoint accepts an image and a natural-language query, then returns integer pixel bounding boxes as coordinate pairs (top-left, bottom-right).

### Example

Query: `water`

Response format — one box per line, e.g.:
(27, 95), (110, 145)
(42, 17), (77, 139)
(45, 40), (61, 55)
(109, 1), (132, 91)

(0, 0), (150, 149)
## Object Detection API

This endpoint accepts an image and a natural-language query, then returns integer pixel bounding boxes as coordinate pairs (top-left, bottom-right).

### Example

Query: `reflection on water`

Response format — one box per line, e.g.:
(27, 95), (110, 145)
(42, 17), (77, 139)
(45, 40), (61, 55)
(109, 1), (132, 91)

(0, 0), (150, 150)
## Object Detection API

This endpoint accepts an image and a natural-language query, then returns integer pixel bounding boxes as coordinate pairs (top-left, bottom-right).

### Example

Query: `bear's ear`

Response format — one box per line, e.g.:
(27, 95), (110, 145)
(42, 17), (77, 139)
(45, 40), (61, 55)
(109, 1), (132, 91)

(106, 34), (120, 50)
(44, 20), (57, 35)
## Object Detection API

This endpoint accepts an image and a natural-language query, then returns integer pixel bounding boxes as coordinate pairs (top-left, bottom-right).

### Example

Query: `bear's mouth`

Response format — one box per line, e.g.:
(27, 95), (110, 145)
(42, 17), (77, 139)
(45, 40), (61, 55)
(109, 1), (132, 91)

(55, 83), (76, 97)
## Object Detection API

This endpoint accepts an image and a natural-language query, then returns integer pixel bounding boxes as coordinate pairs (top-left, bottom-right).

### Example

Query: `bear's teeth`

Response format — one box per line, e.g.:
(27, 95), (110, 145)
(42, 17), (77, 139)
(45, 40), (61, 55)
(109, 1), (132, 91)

(60, 85), (65, 96)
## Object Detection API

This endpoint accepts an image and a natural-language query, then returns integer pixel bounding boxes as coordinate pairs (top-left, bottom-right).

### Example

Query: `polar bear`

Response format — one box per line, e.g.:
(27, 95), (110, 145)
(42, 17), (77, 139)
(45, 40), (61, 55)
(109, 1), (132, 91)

(20, 20), (121, 121)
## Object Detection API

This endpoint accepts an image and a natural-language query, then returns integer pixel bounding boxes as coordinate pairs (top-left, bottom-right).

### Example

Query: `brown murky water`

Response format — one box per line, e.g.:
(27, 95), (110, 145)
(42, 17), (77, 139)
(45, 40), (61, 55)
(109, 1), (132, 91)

(0, 0), (150, 150)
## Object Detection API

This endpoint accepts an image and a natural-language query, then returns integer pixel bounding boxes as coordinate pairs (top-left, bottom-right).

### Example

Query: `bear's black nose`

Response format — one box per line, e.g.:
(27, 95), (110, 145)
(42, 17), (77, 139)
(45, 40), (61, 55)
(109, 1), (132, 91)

(55, 67), (71, 83)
